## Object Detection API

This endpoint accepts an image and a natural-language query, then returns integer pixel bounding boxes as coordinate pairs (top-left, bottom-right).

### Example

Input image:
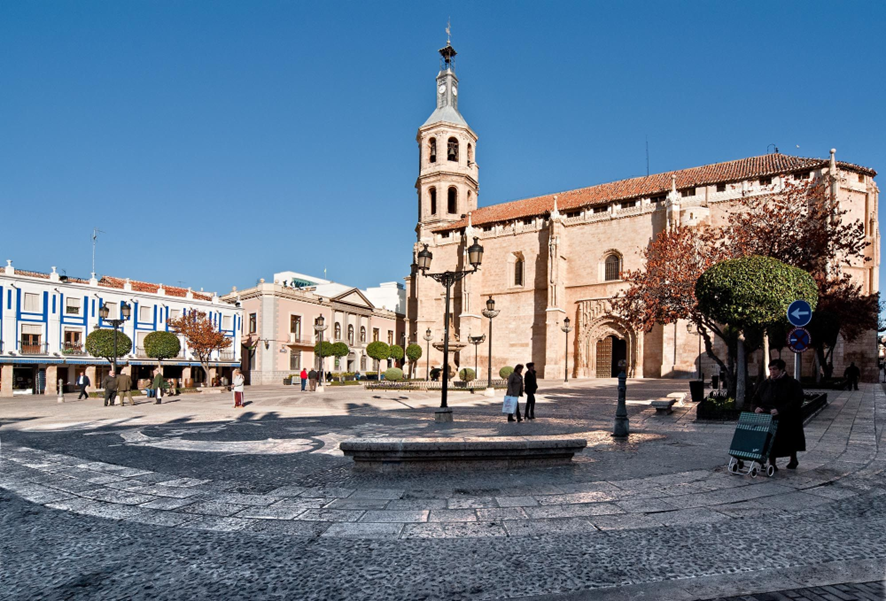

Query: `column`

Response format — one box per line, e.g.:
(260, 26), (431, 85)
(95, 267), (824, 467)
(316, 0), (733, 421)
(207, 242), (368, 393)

(1, 364), (13, 396)
(46, 365), (58, 395)
(85, 365), (97, 391)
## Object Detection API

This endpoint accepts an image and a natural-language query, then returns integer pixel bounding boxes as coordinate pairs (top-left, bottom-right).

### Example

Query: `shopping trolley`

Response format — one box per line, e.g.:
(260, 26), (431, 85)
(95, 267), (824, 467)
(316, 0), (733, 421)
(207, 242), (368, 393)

(726, 411), (778, 478)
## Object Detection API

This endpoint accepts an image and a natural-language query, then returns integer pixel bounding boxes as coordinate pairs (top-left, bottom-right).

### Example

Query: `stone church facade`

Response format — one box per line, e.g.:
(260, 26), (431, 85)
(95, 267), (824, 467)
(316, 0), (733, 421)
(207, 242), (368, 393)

(405, 43), (881, 382)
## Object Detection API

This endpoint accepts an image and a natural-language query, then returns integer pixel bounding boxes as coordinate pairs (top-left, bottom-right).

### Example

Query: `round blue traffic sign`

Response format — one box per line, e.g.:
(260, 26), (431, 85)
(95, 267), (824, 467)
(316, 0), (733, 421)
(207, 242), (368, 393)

(787, 327), (812, 353)
(787, 300), (813, 327)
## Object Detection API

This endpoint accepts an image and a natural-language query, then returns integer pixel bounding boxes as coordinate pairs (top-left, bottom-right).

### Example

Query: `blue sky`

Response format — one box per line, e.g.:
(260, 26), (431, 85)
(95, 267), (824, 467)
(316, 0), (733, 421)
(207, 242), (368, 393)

(2, 1), (884, 295)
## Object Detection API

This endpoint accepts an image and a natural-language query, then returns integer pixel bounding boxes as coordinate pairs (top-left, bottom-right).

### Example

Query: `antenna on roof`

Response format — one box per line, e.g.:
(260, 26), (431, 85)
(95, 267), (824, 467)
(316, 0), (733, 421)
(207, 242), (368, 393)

(645, 135), (650, 176)
(91, 227), (105, 276)
(767, 143), (779, 154)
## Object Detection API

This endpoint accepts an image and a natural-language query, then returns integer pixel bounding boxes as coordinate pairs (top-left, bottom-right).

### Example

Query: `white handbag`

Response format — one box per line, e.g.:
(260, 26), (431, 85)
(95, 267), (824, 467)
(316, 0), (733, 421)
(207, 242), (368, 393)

(502, 395), (518, 414)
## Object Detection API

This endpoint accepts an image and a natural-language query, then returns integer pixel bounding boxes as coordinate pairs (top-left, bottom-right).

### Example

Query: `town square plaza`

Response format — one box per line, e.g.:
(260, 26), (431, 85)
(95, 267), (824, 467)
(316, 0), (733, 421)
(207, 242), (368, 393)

(1, 380), (884, 600)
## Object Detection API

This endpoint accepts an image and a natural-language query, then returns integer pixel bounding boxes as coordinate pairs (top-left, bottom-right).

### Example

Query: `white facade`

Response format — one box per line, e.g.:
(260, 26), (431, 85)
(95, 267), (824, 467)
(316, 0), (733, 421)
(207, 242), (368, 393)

(0, 261), (243, 395)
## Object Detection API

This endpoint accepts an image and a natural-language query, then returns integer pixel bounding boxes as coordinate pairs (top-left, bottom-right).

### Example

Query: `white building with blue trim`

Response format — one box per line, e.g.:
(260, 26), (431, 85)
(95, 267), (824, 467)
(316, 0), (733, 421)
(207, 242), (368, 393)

(0, 261), (243, 396)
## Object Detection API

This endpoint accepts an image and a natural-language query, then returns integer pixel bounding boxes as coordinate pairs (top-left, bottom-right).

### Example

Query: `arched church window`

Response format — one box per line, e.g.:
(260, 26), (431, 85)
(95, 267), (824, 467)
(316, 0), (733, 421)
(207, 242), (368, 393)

(360, 326), (366, 343)
(348, 325), (354, 345)
(515, 258), (524, 287)
(604, 254), (621, 281)
(334, 322), (342, 340)
(447, 187), (457, 214)
(467, 143), (473, 165)
(429, 138), (437, 164)
(447, 137), (459, 162)
(429, 188), (437, 215)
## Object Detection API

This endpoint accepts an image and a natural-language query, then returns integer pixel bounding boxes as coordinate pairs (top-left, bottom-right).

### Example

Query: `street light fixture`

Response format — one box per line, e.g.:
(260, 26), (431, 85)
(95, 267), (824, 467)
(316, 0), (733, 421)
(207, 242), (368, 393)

(423, 328), (434, 381)
(468, 333), (486, 385)
(561, 316), (574, 384)
(98, 301), (131, 377)
(314, 315), (327, 392)
(416, 237), (484, 421)
(481, 296), (500, 396)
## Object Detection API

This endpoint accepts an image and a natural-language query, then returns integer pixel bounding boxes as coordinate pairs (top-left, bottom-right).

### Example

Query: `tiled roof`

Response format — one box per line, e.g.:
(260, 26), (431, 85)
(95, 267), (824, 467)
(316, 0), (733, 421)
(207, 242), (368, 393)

(435, 153), (877, 232)
(2, 269), (213, 301)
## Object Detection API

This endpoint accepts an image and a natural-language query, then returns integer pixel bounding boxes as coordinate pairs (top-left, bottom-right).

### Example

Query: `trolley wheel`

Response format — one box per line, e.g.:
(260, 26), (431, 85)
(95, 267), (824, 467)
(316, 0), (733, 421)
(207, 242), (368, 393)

(750, 467), (758, 478)
(766, 465), (776, 477)
(737, 459), (744, 470)
(728, 458), (739, 473)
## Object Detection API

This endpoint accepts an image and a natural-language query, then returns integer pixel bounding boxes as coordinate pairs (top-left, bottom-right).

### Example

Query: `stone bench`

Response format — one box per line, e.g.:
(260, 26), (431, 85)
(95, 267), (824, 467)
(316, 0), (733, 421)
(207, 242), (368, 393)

(651, 398), (677, 415)
(339, 437), (588, 472)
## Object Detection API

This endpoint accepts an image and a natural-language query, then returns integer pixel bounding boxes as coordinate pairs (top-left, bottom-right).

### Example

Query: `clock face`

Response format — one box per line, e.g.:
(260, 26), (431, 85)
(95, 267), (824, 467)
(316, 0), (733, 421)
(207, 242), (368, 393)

(438, 85), (446, 94)
(452, 87), (457, 96)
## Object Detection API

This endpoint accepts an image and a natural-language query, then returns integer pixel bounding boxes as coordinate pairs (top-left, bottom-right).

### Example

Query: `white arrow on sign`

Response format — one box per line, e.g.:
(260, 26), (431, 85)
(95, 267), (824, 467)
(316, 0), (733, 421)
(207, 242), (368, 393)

(790, 306), (810, 322)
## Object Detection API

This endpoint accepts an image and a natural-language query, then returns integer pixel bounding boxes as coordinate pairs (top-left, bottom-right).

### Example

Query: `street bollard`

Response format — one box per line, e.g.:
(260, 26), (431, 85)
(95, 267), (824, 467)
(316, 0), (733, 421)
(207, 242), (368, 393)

(612, 360), (629, 438)
(57, 379), (65, 404)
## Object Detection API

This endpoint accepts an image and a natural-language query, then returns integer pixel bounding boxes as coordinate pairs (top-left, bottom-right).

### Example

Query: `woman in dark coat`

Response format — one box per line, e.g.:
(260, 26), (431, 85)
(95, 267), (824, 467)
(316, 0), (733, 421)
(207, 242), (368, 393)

(505, 364), (524, 423)
(750, 358), (805, 470)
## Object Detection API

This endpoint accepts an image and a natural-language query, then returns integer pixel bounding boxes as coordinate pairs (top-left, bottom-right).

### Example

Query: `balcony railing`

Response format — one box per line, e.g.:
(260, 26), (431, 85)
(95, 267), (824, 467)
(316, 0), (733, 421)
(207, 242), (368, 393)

(218, 351), (236, 361)
(61, 343), (86, 356)
(136, 347), (190, 360)
(20, 343), (49, 355)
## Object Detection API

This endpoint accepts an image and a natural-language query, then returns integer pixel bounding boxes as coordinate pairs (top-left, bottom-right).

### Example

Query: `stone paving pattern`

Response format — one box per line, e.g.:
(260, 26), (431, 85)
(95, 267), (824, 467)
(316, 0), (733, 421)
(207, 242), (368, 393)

(1, 380), (884, 600)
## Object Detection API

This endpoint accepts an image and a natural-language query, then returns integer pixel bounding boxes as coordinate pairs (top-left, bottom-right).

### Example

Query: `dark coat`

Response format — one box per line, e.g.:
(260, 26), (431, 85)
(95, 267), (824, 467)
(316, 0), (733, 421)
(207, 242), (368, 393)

(524, 370), (538, 394)
(308, 369), (318, 380)
(506, 371), (524, 397)
(116, 374), (132, 391)
(77, 375), (90, 388)
(102, 375), (117, 392)
(844, 364), (861, 381)
(750, 375), (806, 457)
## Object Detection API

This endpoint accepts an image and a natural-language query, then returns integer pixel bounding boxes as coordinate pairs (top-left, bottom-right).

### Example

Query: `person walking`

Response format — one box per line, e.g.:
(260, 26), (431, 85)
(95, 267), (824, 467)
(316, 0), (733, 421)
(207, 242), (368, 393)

(300, 368), (308, 391)
(308, 368), (318, 392)
(76, 371), (90, 400)
(750, 358), (805, 470)
(151, 369), (166, 405)
(843, 361), (861, 391)
(232, 368), (245, 408)
(102, 371), (117, 407)
(116, 371), (135, 406)
(506, 364), (524, 423)
(524, 362), (538, 420)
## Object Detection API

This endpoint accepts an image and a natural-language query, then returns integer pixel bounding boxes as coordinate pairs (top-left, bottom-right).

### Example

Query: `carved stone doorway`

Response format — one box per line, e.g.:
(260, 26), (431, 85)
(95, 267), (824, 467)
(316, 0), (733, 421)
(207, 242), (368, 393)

(595, 335), (626, 378)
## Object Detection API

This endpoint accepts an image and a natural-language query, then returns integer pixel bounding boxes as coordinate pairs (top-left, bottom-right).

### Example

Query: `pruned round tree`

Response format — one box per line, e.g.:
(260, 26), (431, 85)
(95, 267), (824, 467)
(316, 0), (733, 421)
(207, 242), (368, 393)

(330, 342), (349, 375)
(143, 331), (181, 366)
(366, 341), (390, 379)
(459, 367), (475, 382)
(388, 344), (404, 368)
(405, 344), (423, 379)
(696, 255), (818, 407)
(86, 328), (133, 365)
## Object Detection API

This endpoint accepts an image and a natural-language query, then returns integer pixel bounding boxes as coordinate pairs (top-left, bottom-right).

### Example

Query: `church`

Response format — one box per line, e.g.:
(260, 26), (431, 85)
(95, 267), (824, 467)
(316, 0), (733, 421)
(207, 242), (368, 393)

(405, 42), (880, 382)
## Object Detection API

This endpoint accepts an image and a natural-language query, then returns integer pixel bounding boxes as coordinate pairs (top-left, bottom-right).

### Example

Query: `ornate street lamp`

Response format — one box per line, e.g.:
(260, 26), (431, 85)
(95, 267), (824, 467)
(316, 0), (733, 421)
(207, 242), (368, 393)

(423, 328), (433, 381)
(99, 301), (131, 377)
(416, 237), (484, 421)
(481, 296), (500, 396)
(468, 333), (486, 385)
(314, 315), (327, 392)
(561, 316), (574, 384)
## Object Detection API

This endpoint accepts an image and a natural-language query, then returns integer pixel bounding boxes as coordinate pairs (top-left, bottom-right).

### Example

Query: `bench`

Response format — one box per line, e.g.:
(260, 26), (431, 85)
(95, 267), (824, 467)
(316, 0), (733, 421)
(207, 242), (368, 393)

(339, 437), (588, 472)
(651, 398), (677, 415)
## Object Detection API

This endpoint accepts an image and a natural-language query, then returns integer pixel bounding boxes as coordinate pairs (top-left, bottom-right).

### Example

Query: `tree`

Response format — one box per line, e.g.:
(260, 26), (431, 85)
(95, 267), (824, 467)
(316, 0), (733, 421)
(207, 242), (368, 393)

(696, 256), (817, 407)
(143, 331), (181, 367)
(86, 329), (132, 366)
(168, 311), (232, 386)
(459, 367), (475, 382)
(330, 342), (349, 375)
(313, 340), (334, 373)
(405, 343), (423, 379)
(366, 341), (390, 379)
(388, 344), (404, 368)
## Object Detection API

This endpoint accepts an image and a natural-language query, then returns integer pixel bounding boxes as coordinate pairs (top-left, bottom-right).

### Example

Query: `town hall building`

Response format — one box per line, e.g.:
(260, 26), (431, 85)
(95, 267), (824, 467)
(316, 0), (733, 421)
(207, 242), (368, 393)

(405, 42), (881, 382)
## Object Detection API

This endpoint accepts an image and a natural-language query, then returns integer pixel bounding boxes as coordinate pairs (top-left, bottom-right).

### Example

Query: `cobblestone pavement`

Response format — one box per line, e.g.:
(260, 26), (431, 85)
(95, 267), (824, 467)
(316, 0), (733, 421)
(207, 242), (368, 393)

(1, 380), (884, 600)
(696, 580), (885, 600)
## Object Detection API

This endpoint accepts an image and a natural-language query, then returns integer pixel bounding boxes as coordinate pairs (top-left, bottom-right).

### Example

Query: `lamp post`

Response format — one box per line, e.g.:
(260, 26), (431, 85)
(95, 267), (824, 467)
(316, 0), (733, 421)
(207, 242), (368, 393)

(481, 297), (500, 397)
(99, 301), (131, 377)
(423, 328), (433, 381)
(468, 334), (486, 385)
(612, 359), (630, 438)
(561, 317), (574, 384)
(687, 322), (701, 380)
(314, 315), (327, 392)
(416, 237), (484, 421)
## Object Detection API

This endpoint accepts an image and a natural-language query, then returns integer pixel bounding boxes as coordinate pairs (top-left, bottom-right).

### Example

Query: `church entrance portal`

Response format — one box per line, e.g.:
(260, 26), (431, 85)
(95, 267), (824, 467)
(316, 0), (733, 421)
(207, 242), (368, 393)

(595, 335), (627, 378)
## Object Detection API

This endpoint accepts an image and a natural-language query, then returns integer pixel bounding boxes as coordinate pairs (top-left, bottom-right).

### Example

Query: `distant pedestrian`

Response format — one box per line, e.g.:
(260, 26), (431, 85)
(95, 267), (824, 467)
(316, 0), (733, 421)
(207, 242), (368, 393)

(750, 358), (805, 471)
(232, 368), (245, 408)
(843, 362), (861, 391)
(102, 371), (117, 407)
(151, 369), (166, 405)
(506, 364), (524, 423)
(300, 368), (308, 391)
(116, 371), (135, 406)
(524, 362), (538, 420)
(308, 368), (318, 391)
(76, 371), (90, 400)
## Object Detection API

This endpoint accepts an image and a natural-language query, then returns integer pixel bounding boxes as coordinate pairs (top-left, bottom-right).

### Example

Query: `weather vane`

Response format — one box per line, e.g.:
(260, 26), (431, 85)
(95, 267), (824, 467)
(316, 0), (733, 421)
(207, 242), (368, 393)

(446, 18), (451, 44)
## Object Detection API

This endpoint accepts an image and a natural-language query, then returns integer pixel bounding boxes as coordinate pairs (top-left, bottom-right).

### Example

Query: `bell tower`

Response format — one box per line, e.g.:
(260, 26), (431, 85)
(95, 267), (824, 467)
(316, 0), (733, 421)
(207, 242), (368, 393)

(415, 40), (479, 239)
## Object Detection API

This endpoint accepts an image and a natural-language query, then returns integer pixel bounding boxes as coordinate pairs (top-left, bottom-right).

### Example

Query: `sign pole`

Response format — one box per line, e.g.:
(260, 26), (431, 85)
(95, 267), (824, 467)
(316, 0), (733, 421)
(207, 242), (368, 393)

(794, 351), (801, 381)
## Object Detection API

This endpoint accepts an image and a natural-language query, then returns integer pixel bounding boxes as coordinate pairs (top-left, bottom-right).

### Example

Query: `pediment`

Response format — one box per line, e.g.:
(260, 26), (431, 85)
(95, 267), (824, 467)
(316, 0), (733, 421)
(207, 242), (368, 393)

(332, 288), (375, 310)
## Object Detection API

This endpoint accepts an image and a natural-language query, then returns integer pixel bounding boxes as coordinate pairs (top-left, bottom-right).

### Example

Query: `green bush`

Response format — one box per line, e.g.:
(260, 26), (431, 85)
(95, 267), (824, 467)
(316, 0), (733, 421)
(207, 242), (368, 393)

(499, 366), (514, 379)
(86, 328), (133, 362)
(458, 368), (475, 381)
(144, 331), (181, 362)
(384, 368), (404, 381)
(430, 367), (441, 381)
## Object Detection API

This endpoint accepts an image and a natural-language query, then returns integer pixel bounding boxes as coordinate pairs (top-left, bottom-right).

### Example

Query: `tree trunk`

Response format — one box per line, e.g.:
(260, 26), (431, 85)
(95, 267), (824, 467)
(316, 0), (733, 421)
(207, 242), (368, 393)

(762, 334), (770, 378)
(735, 333), (747, 409)
(202, 364), (211, 387)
